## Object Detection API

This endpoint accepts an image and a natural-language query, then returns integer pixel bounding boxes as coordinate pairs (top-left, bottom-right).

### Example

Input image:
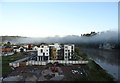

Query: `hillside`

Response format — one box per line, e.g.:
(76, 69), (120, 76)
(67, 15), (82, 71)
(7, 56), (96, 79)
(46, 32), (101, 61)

(0, 31), (119, 48)
(0, 36), (27, 44)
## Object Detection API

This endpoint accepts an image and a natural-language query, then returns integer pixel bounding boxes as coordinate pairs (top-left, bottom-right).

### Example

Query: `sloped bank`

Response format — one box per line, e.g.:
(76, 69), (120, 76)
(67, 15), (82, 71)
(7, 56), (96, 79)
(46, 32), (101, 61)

(73, 47), (115, 81)
(86, 59), (114, 81)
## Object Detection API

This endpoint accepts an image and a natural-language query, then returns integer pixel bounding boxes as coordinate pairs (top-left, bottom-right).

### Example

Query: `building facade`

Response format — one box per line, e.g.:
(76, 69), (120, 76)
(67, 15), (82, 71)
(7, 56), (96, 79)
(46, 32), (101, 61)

(0, 46), (14, 56)
(64, 44), (74, 60)
(13, 47), (26, 52)
(37, 43), (74, 61)
(33, 46), (38, 51)
(37, 45), (49, 61)
(49, 43), (61, 60)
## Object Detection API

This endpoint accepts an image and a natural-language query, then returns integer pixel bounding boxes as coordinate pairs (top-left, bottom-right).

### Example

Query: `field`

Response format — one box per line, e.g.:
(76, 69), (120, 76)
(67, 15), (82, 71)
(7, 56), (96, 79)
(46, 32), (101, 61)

(2, 52), (32, 77)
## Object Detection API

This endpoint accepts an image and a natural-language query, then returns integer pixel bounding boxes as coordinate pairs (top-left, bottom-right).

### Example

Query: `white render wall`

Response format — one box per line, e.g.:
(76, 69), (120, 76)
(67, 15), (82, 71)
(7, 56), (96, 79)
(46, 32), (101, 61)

(37, 45), (49, 56)
(64, 44), (74, 60)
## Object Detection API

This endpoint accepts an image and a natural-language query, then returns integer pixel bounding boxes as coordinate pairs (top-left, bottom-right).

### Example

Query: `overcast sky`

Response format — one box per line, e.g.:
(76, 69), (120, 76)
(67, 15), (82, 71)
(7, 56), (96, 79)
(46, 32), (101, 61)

(0, 2), (118, 37)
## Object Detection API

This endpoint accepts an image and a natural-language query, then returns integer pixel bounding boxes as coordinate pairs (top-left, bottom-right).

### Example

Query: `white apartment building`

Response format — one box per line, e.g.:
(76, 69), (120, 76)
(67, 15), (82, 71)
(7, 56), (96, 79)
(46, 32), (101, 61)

(64, 44), (74, 60)
(37, 43), (75, 61)
(37, 45), (49, 61)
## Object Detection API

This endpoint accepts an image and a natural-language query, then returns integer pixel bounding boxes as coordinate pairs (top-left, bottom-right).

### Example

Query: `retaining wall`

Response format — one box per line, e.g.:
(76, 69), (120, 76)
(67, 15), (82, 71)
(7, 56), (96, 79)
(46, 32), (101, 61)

(9, 60), (88, 67)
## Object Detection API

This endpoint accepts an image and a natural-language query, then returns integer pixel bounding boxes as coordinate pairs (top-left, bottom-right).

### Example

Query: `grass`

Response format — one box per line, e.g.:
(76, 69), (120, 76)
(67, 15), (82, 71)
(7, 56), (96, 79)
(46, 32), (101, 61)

(2, 52), (31, 77)
(75, 47), (114, 81)
(69, 59), (114, 81)
(86, 59), (114, 81)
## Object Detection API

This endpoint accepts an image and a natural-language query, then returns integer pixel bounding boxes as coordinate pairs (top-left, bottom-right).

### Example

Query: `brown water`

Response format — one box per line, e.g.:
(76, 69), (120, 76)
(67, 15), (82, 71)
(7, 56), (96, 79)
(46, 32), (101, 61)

(81, 48), (119, 81)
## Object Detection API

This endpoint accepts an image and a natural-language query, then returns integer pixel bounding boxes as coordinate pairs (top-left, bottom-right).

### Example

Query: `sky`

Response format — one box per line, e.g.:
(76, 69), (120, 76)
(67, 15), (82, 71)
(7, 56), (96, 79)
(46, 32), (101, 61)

(0, 2), (118, 37)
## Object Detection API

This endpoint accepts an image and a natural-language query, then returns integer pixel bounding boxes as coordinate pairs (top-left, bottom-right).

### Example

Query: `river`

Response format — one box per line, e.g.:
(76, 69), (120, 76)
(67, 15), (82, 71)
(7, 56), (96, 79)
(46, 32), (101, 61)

(80, 48), (119, 81)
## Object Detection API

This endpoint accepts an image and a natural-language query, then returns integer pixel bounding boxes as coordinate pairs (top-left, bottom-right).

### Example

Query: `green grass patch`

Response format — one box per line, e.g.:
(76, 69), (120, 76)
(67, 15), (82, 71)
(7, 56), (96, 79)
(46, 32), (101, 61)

(2, 52), (31, 77)
(86, 59), (114, 81)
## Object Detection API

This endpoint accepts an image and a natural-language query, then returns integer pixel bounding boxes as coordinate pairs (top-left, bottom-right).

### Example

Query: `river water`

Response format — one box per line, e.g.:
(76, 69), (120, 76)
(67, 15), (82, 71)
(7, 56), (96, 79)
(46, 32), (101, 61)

(80, 48), (119, 81)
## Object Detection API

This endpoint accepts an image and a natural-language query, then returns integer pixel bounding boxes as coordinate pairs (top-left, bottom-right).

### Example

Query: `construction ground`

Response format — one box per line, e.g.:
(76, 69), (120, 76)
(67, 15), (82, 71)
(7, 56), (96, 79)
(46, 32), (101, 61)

(2, 63), (88, 82)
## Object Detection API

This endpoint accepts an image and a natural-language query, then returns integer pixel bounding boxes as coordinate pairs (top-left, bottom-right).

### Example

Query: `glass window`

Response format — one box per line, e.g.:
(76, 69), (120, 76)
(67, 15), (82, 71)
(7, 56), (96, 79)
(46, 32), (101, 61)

(72, 46), (74, 49)
(65, 53), (67, 55)
(65, 46), (67, 48)
(41, 49), (43, 53)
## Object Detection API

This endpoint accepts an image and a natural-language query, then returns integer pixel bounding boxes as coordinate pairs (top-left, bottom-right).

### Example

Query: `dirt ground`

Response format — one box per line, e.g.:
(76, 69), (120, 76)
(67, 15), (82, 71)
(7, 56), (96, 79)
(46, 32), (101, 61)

(7, 64), (87, 81)
(61, 64), (87, 81)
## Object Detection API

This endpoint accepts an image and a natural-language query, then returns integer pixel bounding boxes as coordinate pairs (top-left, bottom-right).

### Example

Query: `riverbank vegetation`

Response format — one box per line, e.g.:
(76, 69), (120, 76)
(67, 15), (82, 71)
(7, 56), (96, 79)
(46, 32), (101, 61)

(86, 59), (114, 81)
(75, 47), (114, 81)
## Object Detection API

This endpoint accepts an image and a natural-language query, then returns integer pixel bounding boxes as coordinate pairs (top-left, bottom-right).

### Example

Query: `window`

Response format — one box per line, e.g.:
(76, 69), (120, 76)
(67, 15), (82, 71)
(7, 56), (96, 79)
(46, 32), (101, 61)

(65, 46), (67, 48)
(68, 52), (70, 56)
(72, 46), (74, 49)
(41, 49), (43, 53)
(65, 53), (67, 55)
(43, 53), (45, 56)
(72, 50), (74, 54)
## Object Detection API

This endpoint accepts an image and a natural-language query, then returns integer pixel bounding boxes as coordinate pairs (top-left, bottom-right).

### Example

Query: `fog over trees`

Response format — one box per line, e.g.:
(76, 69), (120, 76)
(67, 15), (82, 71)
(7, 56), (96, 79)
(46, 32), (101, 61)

(0, 30), (119, 48)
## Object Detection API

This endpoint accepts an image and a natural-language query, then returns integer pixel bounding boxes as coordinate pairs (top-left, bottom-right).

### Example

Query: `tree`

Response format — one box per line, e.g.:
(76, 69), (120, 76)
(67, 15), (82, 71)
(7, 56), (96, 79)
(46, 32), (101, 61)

(40, 42), (48, 45)
(7, 41), (11, 45)
(60, 43), (64, 46)
(4, 41), (11, 47)
(75, 47), (80, 55)
(81, 31), (97, 37)
(73, 55), (80, 61)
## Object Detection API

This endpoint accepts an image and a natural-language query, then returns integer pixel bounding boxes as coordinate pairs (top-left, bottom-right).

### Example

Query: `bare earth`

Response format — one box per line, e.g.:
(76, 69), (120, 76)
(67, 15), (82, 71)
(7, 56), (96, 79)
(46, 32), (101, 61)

(3, 64), (87, 82)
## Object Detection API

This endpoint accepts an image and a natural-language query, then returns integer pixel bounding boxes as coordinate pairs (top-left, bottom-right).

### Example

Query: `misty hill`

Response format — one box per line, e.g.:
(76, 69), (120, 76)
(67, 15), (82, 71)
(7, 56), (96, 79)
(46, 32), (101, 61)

(40, 31), (118, 44)
(0, 31), (119, 47)
(0, 36), (27, 44)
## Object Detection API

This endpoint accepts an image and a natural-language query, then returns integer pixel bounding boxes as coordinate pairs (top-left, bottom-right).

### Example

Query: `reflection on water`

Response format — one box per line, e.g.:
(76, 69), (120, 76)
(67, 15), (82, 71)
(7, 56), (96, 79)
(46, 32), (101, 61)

(81, 48), (119, 81)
